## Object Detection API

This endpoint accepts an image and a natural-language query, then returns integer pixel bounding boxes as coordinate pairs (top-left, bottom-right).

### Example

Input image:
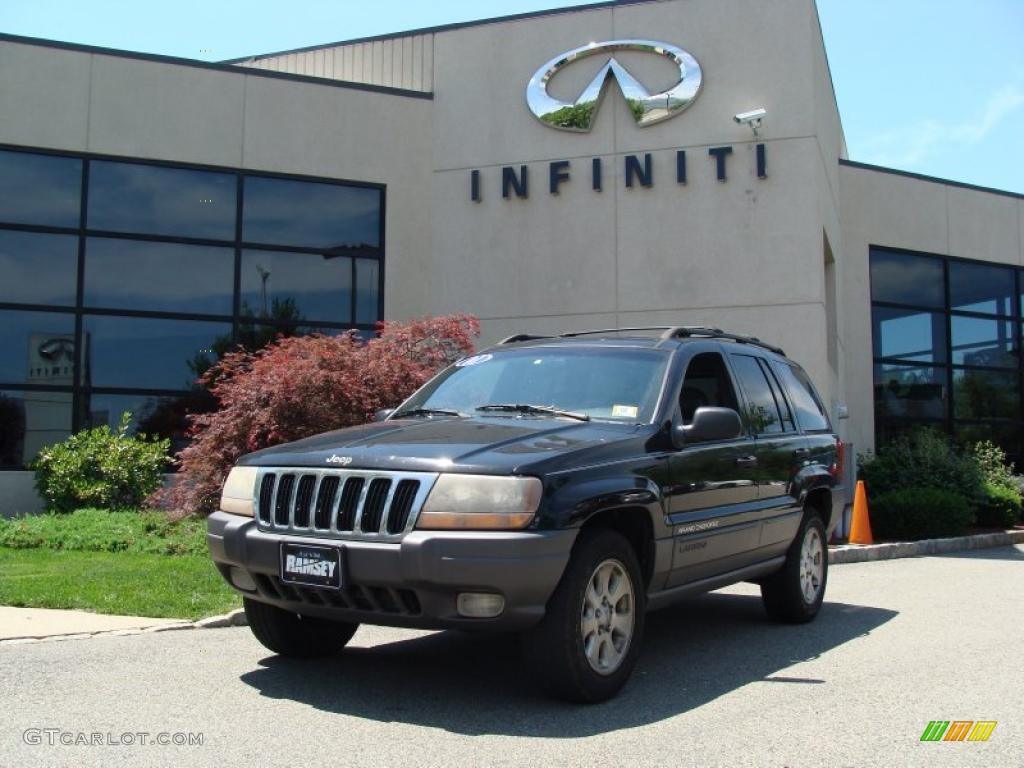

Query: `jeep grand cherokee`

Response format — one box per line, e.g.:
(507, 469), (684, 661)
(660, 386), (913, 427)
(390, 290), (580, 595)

(208, 326), (843, 702)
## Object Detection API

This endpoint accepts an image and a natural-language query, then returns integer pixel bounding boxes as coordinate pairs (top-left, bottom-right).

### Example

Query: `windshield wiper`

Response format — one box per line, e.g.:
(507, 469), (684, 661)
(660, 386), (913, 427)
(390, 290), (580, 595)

(475, 403), (590, 422)
(395, 408), (465, 419)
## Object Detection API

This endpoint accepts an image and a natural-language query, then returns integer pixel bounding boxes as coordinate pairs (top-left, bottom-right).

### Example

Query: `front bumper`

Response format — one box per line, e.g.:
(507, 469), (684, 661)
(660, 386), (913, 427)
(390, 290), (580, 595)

(207, 511), (576, 631)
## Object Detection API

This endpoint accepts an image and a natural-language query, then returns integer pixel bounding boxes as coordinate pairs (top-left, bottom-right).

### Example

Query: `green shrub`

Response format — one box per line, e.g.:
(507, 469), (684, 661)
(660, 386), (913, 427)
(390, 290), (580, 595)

(869, 487), (974, 540)
(975, 483), (1022, 529)
(970, 441), (1018, 491)
(32, 413), (171, 514)
(858, 428), (984, 505)
(0, 508), (208, 556)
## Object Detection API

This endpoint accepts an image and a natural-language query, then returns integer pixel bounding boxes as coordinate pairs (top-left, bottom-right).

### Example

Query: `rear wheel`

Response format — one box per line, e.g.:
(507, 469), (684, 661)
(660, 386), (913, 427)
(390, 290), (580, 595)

(243, 597), (359, 658)
(760, 513), (827, 623)
(522, 528), (646, 703)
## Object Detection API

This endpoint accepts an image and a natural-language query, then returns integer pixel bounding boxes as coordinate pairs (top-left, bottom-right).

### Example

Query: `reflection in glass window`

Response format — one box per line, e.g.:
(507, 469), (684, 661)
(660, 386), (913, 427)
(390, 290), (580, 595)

(870, 249), (945, 308)
(873, 364), (946, 421)
(243, 177), (381, 249)
(240, 250), (352, 323)
(950, 315), (1017, 367)
(83, 238), (234, 315)
(355, 258), (380, 324)
(0, 150), (81, 228)
(952, 369), (1019, 420)
(82, 316), (232, 390)
(949, 261), (1015, 315)
(88, 161), (236, 240)
(0, 231), (79, 306)
(0, 388), (73, 468)
(729, 355), (783, 434)
(82, 390), (216, 456)
(774, 362), (831, 431)
(0, 311), (76, 385)
(955, 422), (1022, 458)
(872, 307), (947, 363)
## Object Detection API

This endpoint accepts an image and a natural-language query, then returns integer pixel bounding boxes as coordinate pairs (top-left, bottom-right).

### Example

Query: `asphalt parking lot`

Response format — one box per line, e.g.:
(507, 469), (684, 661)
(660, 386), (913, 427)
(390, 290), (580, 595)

(1, 545), (1021, 768)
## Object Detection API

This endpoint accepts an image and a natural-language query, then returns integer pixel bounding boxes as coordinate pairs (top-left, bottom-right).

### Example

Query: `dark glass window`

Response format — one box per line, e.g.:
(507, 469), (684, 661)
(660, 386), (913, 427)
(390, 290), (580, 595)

(242, 177), (381, 249)
(950, 315), (1017, 367)
(88, 161), (236, 240)
(82, 316), (232, 390)
(0, 231), (79, 306)
(679, 352), (740, 426)
(872, 307), (947, 363)
(81, 390), (216, 456)
(355, 258), (380, 324)
(729, 355), (783, 434)
(0, 150), (81, 228)
(240, 250), (352, 323)
(0, 311), (76, 385)
(0, 388), (73, 468)
(0, 146), (383, 468)
(949, 261), (1016, 315)
(774, 362), (831, 431)
(873, 364), (946, 421)
(870, 249), (944, 308)
(952, 369), (1019, 420)
(84, 238), (234, 315)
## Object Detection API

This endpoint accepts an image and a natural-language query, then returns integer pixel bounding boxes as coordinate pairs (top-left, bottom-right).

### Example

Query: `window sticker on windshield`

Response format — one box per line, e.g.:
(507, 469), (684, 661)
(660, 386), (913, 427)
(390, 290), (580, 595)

(612, 404), (639, 418)
(455, 353), (493, 367)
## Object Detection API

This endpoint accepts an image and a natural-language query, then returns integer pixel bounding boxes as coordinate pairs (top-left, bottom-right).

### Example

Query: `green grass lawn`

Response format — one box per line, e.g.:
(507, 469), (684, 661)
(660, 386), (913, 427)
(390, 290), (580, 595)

(0, 509), (240, 620)
(0, 547), (240, 620)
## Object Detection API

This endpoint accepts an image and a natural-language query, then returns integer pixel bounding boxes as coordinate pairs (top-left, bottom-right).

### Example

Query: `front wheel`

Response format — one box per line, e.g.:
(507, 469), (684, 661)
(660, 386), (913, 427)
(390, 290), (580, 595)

(760, 513), (827, 623)
(243, 597), (359, 658)
(522, 528), (646, 703)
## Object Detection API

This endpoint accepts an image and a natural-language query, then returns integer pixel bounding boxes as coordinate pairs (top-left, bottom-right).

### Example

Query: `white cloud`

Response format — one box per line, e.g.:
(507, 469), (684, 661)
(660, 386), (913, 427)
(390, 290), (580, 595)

(857, 82), (1024, 168)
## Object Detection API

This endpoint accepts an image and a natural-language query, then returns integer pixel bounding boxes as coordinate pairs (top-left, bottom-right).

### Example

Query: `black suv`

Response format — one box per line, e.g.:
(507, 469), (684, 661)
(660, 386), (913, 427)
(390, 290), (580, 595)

(208, 326), (844, 702)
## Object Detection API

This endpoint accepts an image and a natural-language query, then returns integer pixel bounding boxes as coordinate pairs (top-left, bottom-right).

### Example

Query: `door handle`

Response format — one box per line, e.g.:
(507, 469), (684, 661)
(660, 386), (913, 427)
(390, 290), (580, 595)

(792, 448), (810, 458)
(735, 455), (758, 468)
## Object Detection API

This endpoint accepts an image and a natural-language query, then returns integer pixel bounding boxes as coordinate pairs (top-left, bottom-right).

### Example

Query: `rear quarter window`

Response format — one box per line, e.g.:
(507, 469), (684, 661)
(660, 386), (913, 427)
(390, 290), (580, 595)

(773, 362), (831, 432)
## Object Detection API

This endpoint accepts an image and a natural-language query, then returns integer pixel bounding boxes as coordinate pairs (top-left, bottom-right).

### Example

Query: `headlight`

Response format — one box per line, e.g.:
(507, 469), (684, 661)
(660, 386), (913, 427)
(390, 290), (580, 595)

(220, 466), (257, 517)
(416, 474), (542, 530)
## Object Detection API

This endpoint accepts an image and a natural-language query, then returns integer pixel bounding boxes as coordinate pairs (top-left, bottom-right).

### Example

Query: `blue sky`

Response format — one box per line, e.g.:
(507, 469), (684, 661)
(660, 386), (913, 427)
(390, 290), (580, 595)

(3, 0), (1022, 194)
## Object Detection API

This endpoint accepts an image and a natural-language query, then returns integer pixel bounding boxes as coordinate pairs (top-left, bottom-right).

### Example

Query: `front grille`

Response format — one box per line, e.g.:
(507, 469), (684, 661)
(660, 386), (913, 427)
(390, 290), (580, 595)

(254, 468), (438, 541)
(254, 574), (422, 615)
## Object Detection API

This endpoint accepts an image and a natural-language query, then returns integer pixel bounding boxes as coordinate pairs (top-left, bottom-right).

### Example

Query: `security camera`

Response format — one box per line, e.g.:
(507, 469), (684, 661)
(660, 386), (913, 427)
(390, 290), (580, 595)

(734, 108), (766, 135)
(734, 108), (767, 124)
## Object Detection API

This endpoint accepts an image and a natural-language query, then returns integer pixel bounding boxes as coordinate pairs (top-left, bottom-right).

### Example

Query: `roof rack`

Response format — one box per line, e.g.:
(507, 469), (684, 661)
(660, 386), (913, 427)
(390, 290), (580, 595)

(497, 333), (553, 344)
(497, 326), (785, 356)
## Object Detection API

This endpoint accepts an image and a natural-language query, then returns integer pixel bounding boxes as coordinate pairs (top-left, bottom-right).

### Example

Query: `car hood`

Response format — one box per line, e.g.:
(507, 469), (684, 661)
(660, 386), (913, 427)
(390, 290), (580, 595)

(237, 416), (657, 475)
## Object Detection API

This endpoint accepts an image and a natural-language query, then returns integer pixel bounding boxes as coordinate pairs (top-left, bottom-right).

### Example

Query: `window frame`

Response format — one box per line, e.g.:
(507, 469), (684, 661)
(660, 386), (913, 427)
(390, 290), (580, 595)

(869, 245), (1024, 461)
(0, 143), (387, 468)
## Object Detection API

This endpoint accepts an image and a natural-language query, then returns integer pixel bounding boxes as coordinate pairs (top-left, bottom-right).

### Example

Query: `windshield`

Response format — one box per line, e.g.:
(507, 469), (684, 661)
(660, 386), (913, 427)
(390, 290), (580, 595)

(394, 347), (670, 423)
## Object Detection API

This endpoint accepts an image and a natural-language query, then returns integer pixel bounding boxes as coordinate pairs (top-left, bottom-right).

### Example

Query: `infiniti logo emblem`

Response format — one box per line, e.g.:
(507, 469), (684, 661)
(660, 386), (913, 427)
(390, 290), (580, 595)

(326, 455), (353, 465)
(526, 39), (703, 132)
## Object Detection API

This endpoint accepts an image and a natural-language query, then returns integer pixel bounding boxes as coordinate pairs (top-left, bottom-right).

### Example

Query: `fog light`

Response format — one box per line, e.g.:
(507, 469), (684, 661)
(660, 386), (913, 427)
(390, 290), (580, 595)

(229, 567), (257, 592)
(456, 592), (505, 618)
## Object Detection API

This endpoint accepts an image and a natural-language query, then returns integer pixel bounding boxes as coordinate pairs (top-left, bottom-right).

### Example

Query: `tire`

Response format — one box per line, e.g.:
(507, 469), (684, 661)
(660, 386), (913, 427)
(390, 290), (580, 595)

(243, 597), (359, 658)
(760, 512), (827, 623)
(522, 528), (646, 703)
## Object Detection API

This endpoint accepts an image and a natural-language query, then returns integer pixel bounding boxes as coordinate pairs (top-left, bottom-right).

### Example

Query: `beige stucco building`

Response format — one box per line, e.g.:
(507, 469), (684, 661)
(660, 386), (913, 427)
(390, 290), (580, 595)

(1, 0), (1022, 514)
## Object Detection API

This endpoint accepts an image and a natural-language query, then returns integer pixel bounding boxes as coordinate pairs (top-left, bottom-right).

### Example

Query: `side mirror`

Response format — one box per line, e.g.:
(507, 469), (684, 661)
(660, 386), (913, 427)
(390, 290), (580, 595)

(672, 406), (744, 448)
(373, 408), (395, 422)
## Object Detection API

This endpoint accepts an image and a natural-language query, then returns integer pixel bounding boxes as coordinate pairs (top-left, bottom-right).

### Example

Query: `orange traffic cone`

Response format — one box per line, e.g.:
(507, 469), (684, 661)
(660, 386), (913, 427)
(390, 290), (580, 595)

(849, 480), (873, 545)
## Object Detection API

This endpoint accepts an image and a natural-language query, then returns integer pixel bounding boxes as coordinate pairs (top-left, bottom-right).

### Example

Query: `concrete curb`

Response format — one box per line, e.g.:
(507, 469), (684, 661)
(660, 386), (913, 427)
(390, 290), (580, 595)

(0, 608), (246, 646)
(829, 529), (1024, 564)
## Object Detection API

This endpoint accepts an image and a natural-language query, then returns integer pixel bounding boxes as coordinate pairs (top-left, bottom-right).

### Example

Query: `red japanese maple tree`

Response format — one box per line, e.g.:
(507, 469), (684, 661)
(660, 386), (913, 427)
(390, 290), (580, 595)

(151, 314), (479, 516)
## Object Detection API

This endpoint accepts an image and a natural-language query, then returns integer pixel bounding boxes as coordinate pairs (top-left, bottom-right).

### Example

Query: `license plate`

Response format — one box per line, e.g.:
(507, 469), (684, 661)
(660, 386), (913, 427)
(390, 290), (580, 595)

(280, 543), (342, 589)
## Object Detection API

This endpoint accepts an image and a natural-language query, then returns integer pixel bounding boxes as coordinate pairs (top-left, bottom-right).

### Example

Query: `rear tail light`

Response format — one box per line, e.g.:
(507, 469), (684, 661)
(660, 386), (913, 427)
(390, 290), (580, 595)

(830, 438), (844, 480)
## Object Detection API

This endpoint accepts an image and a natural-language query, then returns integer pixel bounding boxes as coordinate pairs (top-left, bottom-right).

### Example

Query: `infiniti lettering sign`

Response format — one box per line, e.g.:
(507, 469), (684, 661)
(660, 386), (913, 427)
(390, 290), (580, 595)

(526, 39), (703, 132)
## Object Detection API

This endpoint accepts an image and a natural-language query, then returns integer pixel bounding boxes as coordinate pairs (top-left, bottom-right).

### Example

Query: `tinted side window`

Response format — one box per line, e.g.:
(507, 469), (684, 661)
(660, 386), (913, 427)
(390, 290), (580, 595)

(679, 352), (740, 425)
(774, 362), (831, 432)
(761, 361), (795, 432)
(729, 355), (784, 434)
